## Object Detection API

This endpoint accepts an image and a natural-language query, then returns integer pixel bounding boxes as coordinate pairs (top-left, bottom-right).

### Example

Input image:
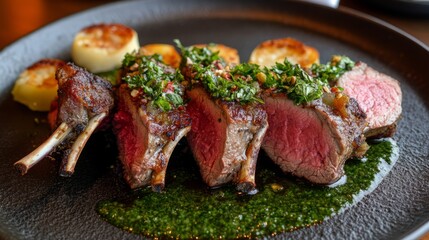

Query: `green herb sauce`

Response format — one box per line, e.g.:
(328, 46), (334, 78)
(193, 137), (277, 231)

(97, 139), (398, 239)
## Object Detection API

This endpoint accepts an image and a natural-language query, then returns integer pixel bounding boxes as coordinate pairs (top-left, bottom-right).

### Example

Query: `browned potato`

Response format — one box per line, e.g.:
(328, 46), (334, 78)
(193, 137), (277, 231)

(71, 23), (140, 73)
(139, 44), (181, 68)
(12, 59), (65, 111)
(249, 38), (319, 68)
(193, 43), (240, 65)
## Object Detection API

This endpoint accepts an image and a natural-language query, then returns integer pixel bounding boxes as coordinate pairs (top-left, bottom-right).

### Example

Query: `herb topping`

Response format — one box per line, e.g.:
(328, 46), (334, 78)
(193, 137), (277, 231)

(260, 60), (328, 105)
(176, 40), (345, 105)
(122, 53), (185, 112)
(177, 40), (262, 104)
(310, 55), (355, 83)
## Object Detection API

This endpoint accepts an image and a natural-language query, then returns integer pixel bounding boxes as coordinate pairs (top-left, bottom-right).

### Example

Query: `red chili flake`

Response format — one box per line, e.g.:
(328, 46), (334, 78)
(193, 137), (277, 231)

(163, 81), (175, 93)
(214, 61), (223, 70)
(223, 72), (232, 80)
(331, 87), (340, 93)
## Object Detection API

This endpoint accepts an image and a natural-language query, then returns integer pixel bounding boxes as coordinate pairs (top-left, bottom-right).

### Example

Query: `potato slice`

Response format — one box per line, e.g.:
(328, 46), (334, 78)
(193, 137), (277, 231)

(71, 23), (140, 73)
(12, 59), (65, 111)
(249, 38), (319, 68)
(193, 43), (240, 65)
(139, 44), (181, 68)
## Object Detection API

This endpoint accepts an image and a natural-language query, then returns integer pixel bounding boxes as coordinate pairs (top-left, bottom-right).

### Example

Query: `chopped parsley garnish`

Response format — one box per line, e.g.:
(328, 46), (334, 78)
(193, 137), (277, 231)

(311, 55), (355, 83)
(262, 60), (328, 105)
(122, 53), (185, 112)
(192, 63), (263, 104)
(176, 40), (352, 105)
(175, 39), (222, 67)
(176, 40), (262, 104)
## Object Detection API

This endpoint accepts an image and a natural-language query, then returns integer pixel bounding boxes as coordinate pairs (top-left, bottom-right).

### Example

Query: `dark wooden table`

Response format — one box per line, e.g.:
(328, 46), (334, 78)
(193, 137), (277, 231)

(0, 0), (428, 50)
(0, 0), (428, 239)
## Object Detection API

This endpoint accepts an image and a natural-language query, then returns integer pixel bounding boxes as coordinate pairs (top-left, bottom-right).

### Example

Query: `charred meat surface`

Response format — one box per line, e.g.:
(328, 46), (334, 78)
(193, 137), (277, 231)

(14, 62), (115, 176)
(114, 53), (191, 191)
(310, 56), (402, 139)
(55, 62), (114, 131)
(114, 85), (191, 190)
(257, 59), (368, 184)
(336, 62), (402, 138)
(178, 42), (268, 192)
(186, 87), (267, 191)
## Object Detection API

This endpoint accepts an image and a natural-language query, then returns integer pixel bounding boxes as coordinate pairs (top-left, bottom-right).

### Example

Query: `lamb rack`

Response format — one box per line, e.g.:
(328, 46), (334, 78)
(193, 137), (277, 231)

(336, 61), (402, 138)
(311, 56), (402, 139)
(114, 53), (191, 191)
(14, 62), (115, 176)
(262, 94), (368, 184)
(257, 60), (368, 184)
(178, 42), (268, 193)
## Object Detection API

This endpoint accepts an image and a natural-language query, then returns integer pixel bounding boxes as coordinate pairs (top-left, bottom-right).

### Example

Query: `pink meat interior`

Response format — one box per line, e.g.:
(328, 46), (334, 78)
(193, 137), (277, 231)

(186, 88), (226, 176)
(263, 97), (336, 170)
(339, 63), (402, 129)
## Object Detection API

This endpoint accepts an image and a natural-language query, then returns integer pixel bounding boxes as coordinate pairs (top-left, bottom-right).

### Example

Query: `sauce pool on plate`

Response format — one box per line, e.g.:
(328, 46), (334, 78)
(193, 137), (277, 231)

(97, 139), (399, 239)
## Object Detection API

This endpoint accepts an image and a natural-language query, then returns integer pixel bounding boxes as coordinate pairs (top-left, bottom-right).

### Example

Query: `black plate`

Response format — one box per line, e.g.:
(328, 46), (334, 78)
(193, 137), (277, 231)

(1, 0), (428, 239)
(364, 0), (429, 17)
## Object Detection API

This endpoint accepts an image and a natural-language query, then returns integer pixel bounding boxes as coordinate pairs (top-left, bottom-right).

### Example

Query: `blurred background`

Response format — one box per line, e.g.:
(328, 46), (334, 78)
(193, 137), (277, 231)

(0, 0), (428, 50)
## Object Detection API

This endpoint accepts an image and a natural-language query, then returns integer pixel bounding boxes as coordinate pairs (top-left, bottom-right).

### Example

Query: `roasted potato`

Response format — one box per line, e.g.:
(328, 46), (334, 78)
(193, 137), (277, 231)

(12, 59), (65, 111)
(193, 43), (240, 65)
(249, 38), (319, 68)
(139, 44), (181, 68)
(71, 23), (140, 73)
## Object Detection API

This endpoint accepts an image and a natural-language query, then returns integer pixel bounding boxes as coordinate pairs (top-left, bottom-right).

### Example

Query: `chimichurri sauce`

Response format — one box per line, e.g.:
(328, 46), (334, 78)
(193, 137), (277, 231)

(96, 139), (398, 239)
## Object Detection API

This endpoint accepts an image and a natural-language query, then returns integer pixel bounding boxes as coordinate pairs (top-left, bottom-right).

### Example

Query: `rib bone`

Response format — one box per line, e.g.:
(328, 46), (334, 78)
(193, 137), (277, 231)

(60, 112), (108, 177)
(14, 122), (71, 175)
(151, 126), (191, 192)
(14, 62), (114, 176)
(237, 123), (268, 193)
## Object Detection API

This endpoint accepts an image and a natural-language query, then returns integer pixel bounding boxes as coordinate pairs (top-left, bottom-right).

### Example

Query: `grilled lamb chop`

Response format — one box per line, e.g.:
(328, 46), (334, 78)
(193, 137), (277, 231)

(114, 53), (191, 191)
(186, 87), (267, 191)
(336, 62), (402, 138)
(178, 43), (268, 192)
(14, 62), (115, 176)
(262, 93), (367, 184)
(258, 60), (368, 184)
